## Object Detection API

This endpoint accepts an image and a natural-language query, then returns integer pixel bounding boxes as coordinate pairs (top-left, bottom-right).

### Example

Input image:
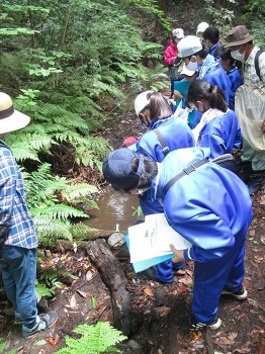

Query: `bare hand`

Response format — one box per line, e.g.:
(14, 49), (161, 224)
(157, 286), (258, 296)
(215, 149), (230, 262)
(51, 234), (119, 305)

(173, 90), (182, 101)
(170, 244), (185, 263)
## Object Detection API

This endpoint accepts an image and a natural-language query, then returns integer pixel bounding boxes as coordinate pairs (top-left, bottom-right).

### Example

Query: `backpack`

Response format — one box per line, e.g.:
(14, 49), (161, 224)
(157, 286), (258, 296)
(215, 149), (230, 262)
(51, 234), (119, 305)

(255, 49), (264, 82)
(235, 84), (265, 151)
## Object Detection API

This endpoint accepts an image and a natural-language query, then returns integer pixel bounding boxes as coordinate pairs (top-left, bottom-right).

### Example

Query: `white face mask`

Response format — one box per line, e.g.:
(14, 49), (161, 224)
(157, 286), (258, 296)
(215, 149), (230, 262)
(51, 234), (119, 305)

(186, 60), (198, 72)
(231, 49), (245, 62)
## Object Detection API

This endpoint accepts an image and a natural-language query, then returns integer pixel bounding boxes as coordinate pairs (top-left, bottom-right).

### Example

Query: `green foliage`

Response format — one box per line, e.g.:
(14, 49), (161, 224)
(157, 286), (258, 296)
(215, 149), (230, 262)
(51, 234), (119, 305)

(22, 163), (96, 245)
(241, 0), (265, 47)
(0, 342), (16, 354)
(36, 280), (55, 300)
(0, 0), (169, 248)
(55, 321), (127, 354)
(203, 0), (236, 34)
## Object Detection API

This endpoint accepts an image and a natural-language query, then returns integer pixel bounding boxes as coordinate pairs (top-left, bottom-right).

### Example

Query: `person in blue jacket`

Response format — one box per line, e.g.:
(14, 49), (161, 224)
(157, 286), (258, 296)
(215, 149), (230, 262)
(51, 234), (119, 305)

(102, 147), (252, 331)
(131, 90), (195, 284)
(203, 26), (222, 60)
(177, 36), (232, 127)
(216, 45), (243, 110)
(186, 79), (242, 160)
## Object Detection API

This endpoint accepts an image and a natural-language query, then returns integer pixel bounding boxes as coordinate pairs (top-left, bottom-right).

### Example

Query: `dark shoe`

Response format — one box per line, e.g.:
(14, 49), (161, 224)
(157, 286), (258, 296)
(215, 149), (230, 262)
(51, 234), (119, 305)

(22, 311), (58, 338)
(190, 315), (222, 331)
(222, 287), (247, 301)
(237, 161), (252, 183)
(140, 267), (173, 284)
(248, 173), (265, 195)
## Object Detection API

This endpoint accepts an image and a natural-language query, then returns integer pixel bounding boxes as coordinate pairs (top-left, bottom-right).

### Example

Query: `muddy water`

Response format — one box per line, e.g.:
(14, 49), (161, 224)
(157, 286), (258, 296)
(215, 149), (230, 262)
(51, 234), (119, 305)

(84, 190), (140, 232)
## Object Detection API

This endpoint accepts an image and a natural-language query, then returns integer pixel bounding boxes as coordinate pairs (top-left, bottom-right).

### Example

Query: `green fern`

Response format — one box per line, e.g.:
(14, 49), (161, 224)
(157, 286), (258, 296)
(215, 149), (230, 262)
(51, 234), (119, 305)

(55, 322), (127, 354)
(21, 163), (98, 245)
(0, 341), (16, 354)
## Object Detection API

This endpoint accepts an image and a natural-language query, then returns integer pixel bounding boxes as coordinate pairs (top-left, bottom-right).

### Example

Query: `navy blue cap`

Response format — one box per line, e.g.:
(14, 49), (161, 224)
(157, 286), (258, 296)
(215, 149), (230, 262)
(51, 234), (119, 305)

(102, 148), (144, 191)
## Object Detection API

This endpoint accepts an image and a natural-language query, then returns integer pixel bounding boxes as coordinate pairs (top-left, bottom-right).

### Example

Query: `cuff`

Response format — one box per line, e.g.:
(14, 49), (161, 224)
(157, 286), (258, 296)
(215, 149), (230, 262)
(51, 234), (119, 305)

(184, 248), (194, 261)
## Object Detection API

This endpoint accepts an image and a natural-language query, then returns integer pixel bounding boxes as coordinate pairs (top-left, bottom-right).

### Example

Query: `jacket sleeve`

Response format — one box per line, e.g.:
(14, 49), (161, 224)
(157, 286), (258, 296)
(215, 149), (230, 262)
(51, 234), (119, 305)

(0, 157), (16, 241)
(164, 46), (177, 66)
(169, 210), (236, 263)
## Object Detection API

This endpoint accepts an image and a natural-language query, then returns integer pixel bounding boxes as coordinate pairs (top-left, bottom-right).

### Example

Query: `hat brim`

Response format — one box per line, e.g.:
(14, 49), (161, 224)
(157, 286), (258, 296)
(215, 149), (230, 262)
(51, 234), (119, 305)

(225, 34), (254, 48)
(0, 109), (30, 134)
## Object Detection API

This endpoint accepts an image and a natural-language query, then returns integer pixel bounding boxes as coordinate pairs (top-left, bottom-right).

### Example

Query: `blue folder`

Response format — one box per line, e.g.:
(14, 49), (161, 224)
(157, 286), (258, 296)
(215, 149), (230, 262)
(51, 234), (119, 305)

(124, 233), (174, 273)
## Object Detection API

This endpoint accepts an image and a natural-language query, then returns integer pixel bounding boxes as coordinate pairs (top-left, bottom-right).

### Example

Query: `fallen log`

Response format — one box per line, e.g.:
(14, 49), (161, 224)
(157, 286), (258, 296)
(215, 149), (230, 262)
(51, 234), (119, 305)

(85, 239), (132, 335)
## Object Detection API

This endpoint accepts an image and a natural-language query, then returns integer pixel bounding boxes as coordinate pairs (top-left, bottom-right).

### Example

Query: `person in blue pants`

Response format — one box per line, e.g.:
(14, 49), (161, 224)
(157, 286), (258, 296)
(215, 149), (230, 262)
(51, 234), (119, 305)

(102, 147), (252, 331)
(0, 92), (58, 338)
(128, 90), (195, 284)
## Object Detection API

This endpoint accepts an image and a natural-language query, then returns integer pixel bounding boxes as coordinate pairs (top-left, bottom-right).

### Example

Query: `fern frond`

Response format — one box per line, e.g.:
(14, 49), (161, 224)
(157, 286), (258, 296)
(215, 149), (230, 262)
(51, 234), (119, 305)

(32, 204), (88, 220)
(70, 222), (95, 240)
(62, 183), (98, 204)
(34, 215), (73, 245)
(55, 322), (127, 354)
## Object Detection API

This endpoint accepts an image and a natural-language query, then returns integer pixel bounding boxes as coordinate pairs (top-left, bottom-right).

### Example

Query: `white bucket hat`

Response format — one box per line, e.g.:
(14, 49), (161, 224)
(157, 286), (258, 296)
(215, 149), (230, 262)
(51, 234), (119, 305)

(196, 22), (209, 35)
(134, 90), (155, 117)
(177, 35), (203, 58)
(0, 92), (31, 134)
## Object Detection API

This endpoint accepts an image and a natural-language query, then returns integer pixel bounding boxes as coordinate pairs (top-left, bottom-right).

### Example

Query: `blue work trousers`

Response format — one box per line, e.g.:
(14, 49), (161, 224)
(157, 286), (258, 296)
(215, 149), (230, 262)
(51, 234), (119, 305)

(0, 245), (37, 327)
(192, 226), (247, 324)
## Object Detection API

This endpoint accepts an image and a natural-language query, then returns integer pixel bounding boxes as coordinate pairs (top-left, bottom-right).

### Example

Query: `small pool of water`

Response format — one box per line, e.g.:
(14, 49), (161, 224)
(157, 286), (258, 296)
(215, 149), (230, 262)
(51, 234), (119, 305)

(84, 190), (141, 232)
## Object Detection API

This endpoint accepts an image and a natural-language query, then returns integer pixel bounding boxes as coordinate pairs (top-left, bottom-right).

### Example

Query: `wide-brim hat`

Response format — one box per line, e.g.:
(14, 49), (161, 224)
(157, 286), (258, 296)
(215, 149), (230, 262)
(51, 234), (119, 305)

(225, 25), (254, 47)
(0, 92), (31, 134)
(102, 148), (144, 191)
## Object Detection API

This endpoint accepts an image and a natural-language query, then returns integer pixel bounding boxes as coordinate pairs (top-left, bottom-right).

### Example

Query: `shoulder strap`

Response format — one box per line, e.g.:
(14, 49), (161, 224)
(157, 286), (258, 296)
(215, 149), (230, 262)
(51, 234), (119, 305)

(153, 129), (169, 156)
(255, 49), (263, 81)
(163, 158), (209, 195)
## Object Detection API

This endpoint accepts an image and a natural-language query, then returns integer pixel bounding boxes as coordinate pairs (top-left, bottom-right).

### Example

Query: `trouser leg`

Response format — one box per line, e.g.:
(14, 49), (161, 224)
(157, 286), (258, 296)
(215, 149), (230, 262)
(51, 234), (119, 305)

(1, 246), (38, 327)
(192, 231), (246, 324)
(156, 260), (174, 283)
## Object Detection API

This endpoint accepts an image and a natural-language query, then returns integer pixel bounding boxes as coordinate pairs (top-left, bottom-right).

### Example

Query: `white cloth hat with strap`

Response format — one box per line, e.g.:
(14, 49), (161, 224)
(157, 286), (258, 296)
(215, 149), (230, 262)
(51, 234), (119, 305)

(0, 92), (31, 134)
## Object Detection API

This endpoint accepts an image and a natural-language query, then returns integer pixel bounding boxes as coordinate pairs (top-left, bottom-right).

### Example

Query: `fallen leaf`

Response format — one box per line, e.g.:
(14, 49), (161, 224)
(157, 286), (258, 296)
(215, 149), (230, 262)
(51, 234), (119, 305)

(77, 290), (87, 298)
(47, 334), (60, 346)
(86, 270), (93, 281)
(33, 340), (47, 346)
(70, 294), (79, 310)
(144, 287), (154, 296)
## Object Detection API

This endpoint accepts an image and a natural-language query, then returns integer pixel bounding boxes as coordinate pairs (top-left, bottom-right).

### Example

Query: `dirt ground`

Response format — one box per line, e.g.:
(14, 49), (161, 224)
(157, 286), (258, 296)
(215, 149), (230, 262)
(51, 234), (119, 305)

(1, 104), (264, 354)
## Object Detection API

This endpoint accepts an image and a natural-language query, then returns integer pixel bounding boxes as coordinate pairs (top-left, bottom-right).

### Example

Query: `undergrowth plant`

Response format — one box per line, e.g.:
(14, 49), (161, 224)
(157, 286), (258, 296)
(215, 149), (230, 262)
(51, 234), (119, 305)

(0, 342), (16, 354)
(22, 163), (98, 245)
(55, 321), (127, 354)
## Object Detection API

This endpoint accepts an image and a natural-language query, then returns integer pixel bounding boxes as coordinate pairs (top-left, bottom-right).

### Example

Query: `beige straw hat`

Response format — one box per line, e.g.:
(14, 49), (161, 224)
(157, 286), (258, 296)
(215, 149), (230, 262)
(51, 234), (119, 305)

(0, 92), (31, 134)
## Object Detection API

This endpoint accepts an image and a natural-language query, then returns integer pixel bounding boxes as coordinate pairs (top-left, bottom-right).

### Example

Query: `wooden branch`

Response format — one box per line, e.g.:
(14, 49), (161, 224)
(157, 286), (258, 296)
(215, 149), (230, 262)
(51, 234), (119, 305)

(85, 239), (132, 335)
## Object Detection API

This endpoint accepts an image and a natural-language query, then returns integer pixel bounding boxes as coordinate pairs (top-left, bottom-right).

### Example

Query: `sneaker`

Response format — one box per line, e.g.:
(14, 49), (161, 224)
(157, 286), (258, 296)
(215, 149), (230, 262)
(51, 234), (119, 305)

(190, 316), (222, 331)
(22, 311), (58, 338)
(222, 287), (248, 301)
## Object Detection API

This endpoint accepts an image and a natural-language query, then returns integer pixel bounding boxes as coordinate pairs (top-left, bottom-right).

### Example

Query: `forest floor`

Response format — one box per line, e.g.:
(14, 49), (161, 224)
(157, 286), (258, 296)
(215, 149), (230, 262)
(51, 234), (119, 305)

(0, 100), (264, 354)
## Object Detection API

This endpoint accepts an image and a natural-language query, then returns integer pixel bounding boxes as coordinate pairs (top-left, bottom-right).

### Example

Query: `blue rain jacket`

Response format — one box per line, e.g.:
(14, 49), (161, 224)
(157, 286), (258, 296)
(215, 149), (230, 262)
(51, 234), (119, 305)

(192, 62), (232, 129)
(227, 67), (243, 110)
(153, 147), (253, 263)
(204, 62), (232, 103)
(194, 109), (242, 157)
(136, 116), (195, 215)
